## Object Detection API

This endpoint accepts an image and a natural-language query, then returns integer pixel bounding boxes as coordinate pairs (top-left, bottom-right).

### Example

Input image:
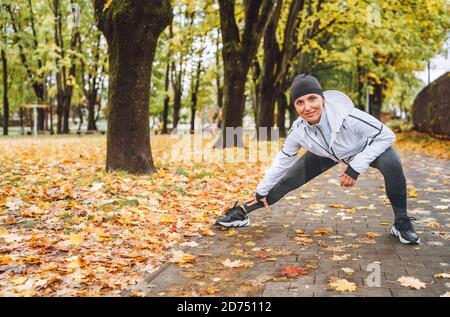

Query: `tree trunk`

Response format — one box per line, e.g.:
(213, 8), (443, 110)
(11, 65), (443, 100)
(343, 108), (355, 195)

(215, 28), (223, 110)
(214, 63), (247, 147)
(1, 49), (9, 136)
(251, 59), (261, 133)
(369, 80), (383, 119)
(190, 59), (202, 134)
(162, 62), (170, 134)
(215, 0), (275, 148)
(172, 72), (182, 131)
(95, 0), (172, 174)
(276, 90), (288, 138)
(289, 102), (297, 127)
(87, 94), (98, 131)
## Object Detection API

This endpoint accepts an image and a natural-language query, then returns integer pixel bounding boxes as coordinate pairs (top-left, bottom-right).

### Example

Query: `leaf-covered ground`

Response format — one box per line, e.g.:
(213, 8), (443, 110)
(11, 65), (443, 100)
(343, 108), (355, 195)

(0, 133), (448, 296)
(0, 134), (268, 296)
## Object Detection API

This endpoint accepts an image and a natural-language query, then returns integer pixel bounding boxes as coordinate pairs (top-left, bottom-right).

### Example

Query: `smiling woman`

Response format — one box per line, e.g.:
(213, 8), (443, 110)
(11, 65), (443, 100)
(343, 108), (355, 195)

(215, 74), (420, 245)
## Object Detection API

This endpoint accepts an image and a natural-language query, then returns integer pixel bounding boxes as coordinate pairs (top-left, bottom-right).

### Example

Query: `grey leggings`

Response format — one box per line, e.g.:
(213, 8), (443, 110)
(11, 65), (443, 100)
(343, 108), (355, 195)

(243, 146), (408, 219)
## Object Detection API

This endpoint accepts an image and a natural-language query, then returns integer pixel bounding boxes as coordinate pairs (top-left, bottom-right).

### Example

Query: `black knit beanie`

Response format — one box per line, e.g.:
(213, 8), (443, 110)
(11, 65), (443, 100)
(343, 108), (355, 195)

(290, 74), (324, 105)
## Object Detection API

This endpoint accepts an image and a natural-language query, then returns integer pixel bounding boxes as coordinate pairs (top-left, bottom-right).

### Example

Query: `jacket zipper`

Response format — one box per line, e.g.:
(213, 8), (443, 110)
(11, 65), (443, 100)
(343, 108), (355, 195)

(304, 127), (341, 162)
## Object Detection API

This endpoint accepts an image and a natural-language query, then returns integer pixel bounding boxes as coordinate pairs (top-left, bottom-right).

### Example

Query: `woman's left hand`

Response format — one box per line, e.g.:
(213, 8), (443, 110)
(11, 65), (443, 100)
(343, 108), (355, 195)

(339, 166), (356, 188)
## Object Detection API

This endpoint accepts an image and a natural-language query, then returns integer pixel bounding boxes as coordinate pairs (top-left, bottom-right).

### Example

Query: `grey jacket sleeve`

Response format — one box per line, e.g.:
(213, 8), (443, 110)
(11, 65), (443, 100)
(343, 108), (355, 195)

(255, 128), (301, 196)
(347, 108), (396, 174)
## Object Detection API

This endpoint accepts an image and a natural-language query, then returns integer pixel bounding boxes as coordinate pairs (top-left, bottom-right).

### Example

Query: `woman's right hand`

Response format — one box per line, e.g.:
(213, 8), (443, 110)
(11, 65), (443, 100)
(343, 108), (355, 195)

(245, 194), (270, 209)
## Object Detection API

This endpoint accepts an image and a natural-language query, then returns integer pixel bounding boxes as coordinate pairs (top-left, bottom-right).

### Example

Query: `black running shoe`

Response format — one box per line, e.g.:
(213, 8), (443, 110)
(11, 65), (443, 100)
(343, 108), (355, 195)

(390, 216), (420, 244)
(215, 201), (250, 228)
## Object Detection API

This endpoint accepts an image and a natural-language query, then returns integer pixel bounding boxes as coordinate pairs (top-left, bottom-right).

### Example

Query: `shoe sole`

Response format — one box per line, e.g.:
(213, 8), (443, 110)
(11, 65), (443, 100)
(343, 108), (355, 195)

(215, 218), (250, 228)
(390, 225), (420, 245)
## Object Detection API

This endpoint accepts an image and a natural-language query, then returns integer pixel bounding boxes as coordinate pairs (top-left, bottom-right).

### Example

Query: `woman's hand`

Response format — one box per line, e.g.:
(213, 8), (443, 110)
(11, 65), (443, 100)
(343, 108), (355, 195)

(245, 194), (270, 209)
(339, 166), (357, 188)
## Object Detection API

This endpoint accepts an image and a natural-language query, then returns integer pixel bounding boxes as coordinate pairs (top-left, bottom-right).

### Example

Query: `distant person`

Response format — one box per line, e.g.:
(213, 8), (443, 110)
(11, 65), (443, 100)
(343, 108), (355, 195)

(215, 74), (419, 245)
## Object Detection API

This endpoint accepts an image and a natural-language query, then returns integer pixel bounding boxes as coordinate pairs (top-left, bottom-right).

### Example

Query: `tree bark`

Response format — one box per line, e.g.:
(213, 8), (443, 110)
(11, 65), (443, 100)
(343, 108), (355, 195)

(276, 90), (288, 138)
(256, 0), (304, 141)
(190, 58), (203, 134)
(369, 80), (383, 119)
(1, 49), (8, 136)
(81, 33), (104, 131)
(94, 0), (172, 174)
(215, 0), (275, 148)
(162, 61), (170, 134)
(215, 28), (223, 110)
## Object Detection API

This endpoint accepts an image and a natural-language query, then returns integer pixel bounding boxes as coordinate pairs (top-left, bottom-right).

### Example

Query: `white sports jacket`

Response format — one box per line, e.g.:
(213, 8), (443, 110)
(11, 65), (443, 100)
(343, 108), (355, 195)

(255, 90), (396, 196)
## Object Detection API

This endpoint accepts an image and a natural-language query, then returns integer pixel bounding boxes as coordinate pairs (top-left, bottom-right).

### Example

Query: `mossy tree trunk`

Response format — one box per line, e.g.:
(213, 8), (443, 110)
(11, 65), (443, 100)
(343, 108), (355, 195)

(94, 0), (172, 174)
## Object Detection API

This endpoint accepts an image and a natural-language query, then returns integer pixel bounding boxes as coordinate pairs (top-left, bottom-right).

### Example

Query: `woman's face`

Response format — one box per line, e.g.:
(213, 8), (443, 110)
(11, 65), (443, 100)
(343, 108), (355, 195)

(294, 93), (324, 124)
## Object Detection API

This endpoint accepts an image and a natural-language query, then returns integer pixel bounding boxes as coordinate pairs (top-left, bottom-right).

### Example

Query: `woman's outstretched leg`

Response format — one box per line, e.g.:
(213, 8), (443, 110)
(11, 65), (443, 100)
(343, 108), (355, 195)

(242, 151), (338, 213)
(369, 146), (420, 244)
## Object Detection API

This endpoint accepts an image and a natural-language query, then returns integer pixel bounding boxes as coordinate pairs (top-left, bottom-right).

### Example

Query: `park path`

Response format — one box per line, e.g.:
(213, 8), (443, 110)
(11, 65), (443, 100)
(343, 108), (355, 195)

(127, 147), (450, 297)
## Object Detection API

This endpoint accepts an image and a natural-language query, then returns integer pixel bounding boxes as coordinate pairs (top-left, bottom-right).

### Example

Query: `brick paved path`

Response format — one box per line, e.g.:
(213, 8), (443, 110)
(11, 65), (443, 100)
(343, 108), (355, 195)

(130, 148), (450, 297)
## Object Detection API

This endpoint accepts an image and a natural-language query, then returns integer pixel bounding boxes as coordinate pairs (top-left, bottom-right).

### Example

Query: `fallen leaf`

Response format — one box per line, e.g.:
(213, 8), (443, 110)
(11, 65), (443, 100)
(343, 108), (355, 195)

(397, 276), (427, 290)
(199, 286), (219, 295)
(331, 254), (351, 261)
(221, 258), (253, 268)
(314, 228), (335, 235)
(341, 268), (355, 274)
(427, 221), (440, 228)
(328, 277), (357, 292)
(367, 232), (380, 238)
(278, 266), (309, 278)
(434, 273), (450, 279)
(295, 237), (314, 245)
(226, 228), (236, 236)
(202, 228), (215, 237)
(330, 204), (345, 209)
(170, 250), (195, 267)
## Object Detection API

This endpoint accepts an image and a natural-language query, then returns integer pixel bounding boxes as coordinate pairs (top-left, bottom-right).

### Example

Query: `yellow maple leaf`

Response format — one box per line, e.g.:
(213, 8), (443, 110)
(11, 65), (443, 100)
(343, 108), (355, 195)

(367, 232), (380, 238)
(328, 277), (357, 292)
(408, 185), (418, 198)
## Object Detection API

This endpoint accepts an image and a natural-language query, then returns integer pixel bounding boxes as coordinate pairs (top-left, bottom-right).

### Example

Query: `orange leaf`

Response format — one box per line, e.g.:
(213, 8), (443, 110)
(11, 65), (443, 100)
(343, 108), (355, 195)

(278, 266), (309, 278)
